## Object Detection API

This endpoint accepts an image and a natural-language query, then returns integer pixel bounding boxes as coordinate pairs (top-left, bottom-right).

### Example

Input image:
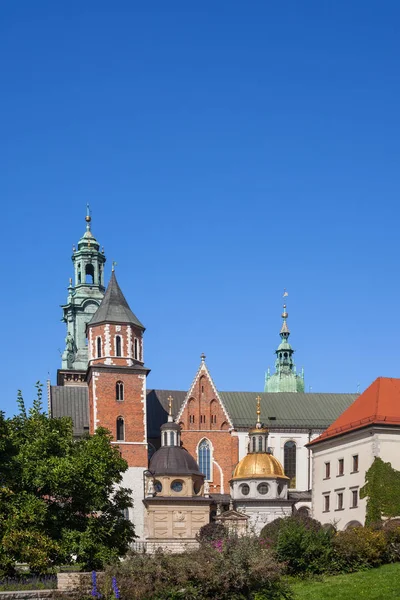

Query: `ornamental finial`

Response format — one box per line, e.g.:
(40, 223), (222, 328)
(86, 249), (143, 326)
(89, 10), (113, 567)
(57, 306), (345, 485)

(112, 261), (117, 272)
(85, 203), (91, 230)
(256, 395), (261, 424)
(200, 352), (206, 362)
(167, 395), (173, 422)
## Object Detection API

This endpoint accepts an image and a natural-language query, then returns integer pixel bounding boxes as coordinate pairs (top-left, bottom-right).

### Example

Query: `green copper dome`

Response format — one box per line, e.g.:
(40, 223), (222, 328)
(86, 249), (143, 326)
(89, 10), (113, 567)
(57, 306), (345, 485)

(264, 302), (305, 393)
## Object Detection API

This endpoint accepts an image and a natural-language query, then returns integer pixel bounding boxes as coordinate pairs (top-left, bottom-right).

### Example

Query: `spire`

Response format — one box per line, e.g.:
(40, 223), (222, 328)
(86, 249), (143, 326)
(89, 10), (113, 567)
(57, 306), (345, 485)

(89, 271), (145, 329)
(256, 395), (261, 426)
(61, 210), (106, 372)
(168, 395), (174, 422)
(264, 293), (305, 393)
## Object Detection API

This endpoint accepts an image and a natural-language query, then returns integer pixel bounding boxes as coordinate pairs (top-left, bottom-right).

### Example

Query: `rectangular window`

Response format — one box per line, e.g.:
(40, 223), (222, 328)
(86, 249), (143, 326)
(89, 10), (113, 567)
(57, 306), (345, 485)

(351, 489), (358, 508)
(338, 458), (344, 476)
(352, 455), (359, 472)
(337, 492), (344, 510)
(325, 462), (330, 479)
(323, 495), (330, 512)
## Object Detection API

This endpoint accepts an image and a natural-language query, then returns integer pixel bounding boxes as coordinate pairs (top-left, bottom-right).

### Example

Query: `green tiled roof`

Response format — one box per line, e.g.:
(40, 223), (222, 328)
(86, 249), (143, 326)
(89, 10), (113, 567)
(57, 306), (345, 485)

(146, 390), (358, 434)
(219, 392), (358, 429)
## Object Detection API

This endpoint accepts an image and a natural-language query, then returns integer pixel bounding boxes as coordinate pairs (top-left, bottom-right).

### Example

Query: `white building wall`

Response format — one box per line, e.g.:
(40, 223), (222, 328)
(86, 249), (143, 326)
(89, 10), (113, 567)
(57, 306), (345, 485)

(311, 427), (400, 530)
(121, 466), (147, 540)
(235, 430), (322, 492)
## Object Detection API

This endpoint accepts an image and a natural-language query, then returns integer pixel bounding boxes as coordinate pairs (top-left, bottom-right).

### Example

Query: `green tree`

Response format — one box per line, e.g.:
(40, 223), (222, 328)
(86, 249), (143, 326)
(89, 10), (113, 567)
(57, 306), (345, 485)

(360, 457), (400, 526)
(0, 384), (135, 573)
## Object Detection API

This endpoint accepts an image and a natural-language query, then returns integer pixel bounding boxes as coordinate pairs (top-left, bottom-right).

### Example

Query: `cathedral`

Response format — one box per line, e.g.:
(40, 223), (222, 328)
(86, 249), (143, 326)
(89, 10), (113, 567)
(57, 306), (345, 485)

(49, 212), (358, 543)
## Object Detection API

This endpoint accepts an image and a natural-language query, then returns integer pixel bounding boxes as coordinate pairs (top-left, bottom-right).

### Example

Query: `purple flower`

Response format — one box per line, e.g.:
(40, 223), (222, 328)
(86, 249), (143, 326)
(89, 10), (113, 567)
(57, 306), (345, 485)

(112, 576), (120, 599)
(91, 571), (101, 598)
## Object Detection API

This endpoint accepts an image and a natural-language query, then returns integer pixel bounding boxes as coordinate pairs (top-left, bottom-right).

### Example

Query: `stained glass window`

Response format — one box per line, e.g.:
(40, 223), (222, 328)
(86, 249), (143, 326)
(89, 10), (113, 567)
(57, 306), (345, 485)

(284, 441), (296, 488)
(198, 439), (211, 480)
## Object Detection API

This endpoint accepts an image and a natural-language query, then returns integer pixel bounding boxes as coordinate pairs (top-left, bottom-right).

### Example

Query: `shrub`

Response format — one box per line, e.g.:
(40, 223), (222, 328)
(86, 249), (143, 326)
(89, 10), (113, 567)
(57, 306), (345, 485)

(383, 523), (400, 563)
(104, 537), (293, 600)
(196, 521), (227, 544)
(260, 515), (334, 576)
(331, 527), (387, 573)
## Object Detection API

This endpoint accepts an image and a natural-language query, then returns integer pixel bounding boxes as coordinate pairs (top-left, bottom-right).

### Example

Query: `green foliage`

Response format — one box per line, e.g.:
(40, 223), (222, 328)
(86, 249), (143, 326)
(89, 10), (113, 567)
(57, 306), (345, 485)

(105, 537), (293, 600)
(196, 521), (227, 544)
(260, 516), (334, 576)
(331, 526), (387, 573)
(360, 457), (400, 526)
(0, 385), (136, 574)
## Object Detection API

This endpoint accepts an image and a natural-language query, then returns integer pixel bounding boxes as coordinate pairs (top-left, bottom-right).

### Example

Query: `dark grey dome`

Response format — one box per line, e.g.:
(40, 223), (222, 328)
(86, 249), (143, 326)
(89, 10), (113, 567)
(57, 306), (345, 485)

(149, 446), (203, 477)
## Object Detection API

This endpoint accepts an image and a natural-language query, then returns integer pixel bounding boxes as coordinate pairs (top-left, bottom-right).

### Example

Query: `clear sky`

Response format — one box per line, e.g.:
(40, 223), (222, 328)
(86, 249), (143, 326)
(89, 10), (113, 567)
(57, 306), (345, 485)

(1, 1), (399, 415)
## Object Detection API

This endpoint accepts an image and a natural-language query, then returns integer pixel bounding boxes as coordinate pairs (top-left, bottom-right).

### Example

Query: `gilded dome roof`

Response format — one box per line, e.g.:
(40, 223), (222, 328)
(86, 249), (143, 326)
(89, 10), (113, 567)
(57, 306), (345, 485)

(232, 453), (288, 480)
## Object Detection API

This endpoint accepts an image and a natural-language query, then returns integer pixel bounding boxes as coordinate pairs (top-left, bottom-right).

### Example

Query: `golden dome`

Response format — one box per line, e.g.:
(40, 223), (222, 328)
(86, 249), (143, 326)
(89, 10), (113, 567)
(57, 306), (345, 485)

(232, 453), (288, 480)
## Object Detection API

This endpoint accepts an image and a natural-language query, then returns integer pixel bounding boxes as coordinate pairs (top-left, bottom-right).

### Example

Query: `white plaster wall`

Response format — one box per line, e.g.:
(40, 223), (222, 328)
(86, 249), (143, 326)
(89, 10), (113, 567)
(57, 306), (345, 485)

(311, 431), (374, 529)
(235, 503), (292, 534)
(121, 466), (147, 540)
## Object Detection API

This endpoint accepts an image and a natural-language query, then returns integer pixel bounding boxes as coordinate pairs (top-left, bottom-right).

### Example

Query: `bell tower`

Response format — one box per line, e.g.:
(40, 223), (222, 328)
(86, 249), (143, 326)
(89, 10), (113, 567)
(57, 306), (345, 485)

(86, 267), (149, 538)
(60, 207), (106, 379)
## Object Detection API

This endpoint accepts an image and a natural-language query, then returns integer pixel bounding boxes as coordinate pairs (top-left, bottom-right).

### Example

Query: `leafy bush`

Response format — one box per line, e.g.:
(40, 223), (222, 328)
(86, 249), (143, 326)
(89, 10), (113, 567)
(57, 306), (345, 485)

(331, 526), (387, 572)
(382, 523), (400, 563)
(260, 515), (334, 576)
(196, 521), (227, 544)
(105, 537), (293, 600)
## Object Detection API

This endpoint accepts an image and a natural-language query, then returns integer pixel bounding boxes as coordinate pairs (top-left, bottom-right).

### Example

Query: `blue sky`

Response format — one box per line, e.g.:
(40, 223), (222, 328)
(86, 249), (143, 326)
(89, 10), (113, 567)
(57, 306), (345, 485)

(1, 1), (399, 415)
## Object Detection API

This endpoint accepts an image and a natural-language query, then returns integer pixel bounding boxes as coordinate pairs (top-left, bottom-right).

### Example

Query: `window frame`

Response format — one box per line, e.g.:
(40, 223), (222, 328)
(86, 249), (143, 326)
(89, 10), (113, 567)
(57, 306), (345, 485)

(198, 439), (212, 481)
(352, 455), (359, 473)
(116, 380), (124, 401)
(338, 458), (344, 476)
(116, 417), (125, 441)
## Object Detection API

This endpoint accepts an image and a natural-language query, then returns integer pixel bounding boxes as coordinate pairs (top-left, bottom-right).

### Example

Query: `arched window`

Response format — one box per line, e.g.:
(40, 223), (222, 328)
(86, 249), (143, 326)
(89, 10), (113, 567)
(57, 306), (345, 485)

(252, 436), (256, 452)
(85, 263), (94, 284)
(170, 431), (175, 446)
(116, 335), (122, 357)
(163, 431), (168, 446)
(116, 417), (125, 441)
(134, 338), (138, 359)
(198, 439), (211, 480)
(97, 337), (102, 358)
(258, 436), (263, 452)
(116, 381), (124, 401)
(284, 441), (297, 488)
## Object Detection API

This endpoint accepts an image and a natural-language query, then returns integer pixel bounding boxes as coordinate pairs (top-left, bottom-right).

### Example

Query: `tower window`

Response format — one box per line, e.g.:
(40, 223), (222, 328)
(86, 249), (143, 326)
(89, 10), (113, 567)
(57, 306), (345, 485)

(134, 338), (138, 360)
(163, 431), (168, 446)
(116, 335), (122, 357)
(198, 439), (211, 480)
(252, 436), (256, 452)
(116, 417), (125, 441)
(258, 436), (263, 452)
(116, 381), (124, 401)
(85, 263), (94, 284)
(170, 431), (175, 446)
(284, 441), (296, 488)
(97, 337), (102, 358)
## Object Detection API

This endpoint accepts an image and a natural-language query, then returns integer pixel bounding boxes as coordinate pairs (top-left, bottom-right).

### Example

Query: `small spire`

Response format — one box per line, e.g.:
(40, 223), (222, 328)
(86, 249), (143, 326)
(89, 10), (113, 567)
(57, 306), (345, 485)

(200, 352), (206, 362)
(256, 395), (261, 424)
(85, 203), (91, 231)
(167, 395), (173, 422)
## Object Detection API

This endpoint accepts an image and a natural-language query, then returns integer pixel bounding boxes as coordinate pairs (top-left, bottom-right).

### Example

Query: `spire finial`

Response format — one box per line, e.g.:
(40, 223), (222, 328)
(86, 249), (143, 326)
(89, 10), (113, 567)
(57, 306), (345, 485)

(256, 395), (261, 424)
(112, 261), (117, 272)
(85, 203), (91, 230)
(167, 395), (173, 422)
(200, 352), (206, 362)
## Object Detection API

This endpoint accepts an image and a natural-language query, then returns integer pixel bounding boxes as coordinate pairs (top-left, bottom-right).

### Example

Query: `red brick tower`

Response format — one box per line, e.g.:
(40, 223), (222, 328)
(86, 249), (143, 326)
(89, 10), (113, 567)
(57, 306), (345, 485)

(86, 268), (149, 538)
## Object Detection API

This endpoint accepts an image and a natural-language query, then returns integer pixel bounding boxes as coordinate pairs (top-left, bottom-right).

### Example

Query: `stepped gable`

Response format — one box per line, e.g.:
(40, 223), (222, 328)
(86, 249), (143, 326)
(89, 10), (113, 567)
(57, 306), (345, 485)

(309, 377), (400, 445)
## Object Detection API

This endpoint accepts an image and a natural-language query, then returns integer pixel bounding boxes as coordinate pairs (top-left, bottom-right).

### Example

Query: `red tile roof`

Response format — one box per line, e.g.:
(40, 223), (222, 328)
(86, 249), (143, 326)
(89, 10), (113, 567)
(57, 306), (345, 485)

(309, 377), (400, 446)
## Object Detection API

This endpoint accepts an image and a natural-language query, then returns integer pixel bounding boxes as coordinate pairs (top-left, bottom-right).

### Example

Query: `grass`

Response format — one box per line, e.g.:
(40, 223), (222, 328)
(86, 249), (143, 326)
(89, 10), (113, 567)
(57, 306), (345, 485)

(291, 563), (400, 600)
